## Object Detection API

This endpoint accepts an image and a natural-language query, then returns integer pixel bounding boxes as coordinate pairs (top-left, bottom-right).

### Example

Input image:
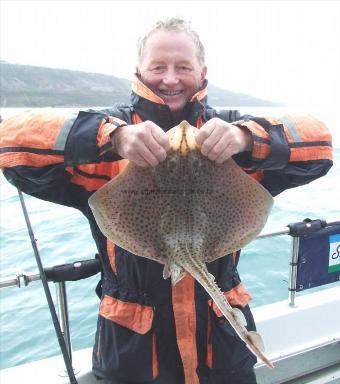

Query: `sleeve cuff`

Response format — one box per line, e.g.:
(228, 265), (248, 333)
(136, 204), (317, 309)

(234, 118), (290, 170)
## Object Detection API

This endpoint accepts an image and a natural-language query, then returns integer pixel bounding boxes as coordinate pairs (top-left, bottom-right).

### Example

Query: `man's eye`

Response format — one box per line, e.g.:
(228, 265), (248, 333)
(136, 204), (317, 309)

(178, 66), (192, 73)
(150, 66), (165, 73)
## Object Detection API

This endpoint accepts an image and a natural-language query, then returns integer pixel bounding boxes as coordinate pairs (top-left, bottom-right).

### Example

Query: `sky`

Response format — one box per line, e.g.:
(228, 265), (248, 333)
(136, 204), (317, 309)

(1, 0), (340, 108)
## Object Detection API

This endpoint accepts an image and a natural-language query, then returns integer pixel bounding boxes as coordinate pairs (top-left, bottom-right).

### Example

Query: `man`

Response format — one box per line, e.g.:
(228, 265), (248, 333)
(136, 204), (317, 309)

(0, 18), (333, 384)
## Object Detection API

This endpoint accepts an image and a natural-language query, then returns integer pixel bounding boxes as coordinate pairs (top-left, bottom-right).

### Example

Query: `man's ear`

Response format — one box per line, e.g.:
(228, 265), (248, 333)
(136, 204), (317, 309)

(201, 66), (207, 81)
(135, 66), (142, 79)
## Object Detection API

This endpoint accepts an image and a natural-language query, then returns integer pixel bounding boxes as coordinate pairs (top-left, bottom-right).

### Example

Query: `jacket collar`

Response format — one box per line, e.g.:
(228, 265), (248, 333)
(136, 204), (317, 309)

(130, 77), (208, 130)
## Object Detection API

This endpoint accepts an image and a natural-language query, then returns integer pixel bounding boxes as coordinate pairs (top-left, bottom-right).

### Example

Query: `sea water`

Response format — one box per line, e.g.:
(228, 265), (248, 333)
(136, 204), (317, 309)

(0, 107), (339, 369)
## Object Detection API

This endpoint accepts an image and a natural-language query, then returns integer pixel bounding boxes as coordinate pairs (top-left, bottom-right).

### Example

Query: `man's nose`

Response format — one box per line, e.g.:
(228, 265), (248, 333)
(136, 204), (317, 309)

(162, 69), (179, 84)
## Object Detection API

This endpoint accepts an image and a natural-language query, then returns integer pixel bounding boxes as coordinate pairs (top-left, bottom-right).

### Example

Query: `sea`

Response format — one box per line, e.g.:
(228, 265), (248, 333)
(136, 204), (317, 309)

(0, 106), (339, 370)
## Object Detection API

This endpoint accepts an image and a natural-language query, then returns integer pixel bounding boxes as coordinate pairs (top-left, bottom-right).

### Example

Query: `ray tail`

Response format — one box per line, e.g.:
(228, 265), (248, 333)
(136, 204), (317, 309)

(177, 249), (274, 369)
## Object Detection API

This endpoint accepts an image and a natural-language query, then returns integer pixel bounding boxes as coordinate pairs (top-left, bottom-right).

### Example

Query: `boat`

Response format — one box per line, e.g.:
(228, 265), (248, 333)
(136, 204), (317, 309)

(1, 213), (340, 383)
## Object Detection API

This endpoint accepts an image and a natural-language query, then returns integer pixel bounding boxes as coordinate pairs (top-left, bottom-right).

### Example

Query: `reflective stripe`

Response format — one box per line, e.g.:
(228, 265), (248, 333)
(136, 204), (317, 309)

(132, 79), (165, 104)
(197, 115), (204, 128)
(99, 295), (154, 334)
(152, 333), (159, 379)
(290, 145), (333, 161)
(0, 152), (62, 168)
(107, 240), (116, 273)
(132, 113), (143, 124)
(172, 274), (199, 384)
(206, 311), (212, 368)
(279, 115), (301, 142)
(70, 172), (107, 191)
(54, 112), (78, 151)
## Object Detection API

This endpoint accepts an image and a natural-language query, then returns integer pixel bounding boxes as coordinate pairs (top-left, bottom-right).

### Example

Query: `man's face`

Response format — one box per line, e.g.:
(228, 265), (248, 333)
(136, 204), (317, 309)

(137, 31), (207, 115)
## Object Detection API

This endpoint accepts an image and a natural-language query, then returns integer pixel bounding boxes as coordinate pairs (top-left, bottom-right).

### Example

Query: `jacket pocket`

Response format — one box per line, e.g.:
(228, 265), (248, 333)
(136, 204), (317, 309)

(97, 295), (158, 381)
(208, 303), (257, 371)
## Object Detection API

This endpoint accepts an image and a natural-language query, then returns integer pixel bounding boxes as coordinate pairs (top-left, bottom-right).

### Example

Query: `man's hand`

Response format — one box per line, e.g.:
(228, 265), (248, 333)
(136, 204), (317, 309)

(112, 121), (170, 167)
(195, 118), (253, 164)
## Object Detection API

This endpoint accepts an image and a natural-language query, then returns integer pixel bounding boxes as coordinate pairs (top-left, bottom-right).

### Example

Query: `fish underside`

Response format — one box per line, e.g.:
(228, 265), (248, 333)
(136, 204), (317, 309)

(89, 121), (274, 368)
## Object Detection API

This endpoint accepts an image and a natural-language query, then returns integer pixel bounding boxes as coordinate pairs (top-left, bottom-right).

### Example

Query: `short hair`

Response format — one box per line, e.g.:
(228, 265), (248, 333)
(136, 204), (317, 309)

(137, 17), (205, 65)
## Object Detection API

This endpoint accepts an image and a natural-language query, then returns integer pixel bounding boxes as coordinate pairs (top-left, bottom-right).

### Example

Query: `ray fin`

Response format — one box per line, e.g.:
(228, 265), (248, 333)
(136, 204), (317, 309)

(232, 307), (247, 326)
(247, 331), (265, 352)
(163, 262), (186, 285)
(163, 262), (171, 280)
(171, 263), (186, 285)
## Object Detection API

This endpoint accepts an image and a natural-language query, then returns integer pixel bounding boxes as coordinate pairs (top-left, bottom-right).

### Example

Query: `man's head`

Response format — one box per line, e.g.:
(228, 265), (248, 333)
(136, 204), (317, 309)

(136, 18), (207, 116)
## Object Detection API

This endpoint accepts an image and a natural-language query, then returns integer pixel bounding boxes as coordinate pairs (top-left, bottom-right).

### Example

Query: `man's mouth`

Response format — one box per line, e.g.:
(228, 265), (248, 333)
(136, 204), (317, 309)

(159, 90), (183, 97)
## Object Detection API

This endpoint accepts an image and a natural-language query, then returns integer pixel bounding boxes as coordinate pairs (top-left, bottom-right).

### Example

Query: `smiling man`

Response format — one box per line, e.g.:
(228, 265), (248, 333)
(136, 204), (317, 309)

(0, 17), (333, 384)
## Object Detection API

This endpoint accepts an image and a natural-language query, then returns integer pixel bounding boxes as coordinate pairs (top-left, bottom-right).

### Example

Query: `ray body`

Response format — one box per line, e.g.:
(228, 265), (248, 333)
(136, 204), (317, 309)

(89, 121), (274, 368)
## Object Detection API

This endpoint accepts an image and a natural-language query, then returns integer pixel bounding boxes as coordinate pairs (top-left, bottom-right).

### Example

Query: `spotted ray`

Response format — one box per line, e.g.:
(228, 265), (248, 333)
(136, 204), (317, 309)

(89, 120), (274, 368)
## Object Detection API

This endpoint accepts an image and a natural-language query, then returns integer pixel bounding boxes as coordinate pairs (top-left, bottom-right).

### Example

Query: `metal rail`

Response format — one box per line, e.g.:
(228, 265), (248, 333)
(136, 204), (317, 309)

(256, 219), (340, 239)
(0, 259), (101, 290)
(0, 272), (41, 289)
(289, 237), (300, 307)
(56, 282), (72, 364)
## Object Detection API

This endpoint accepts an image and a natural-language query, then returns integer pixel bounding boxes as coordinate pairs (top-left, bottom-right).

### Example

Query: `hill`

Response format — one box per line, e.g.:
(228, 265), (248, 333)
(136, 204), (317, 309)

(0, 61), (280, 107)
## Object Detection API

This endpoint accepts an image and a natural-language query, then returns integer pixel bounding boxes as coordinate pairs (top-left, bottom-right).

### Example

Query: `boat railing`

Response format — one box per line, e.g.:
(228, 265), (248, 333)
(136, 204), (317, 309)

(257, 218), (340, 307)
(0, 258), (101, 371)
(1, 218), (340, 370)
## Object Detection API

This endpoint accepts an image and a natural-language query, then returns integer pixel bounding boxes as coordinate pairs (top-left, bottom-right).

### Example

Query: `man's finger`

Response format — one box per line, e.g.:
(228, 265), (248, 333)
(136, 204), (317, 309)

(129, 151), (153, 168)
(195, 121), (215, 145)
(147, 132), (168, 163)
(137, 144), (161, 167)
(206, 138), (229, 161)
(151, 123), (170, 152)
(215, 143), (235, 164)
(201, 127), (228, 158)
